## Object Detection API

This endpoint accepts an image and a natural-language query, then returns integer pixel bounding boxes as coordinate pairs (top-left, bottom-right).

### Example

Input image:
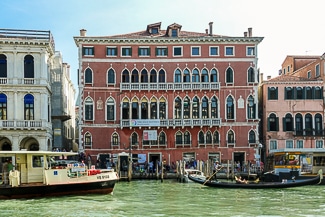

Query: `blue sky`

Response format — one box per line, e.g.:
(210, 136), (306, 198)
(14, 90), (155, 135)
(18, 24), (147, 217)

(1, 0), (324, 89)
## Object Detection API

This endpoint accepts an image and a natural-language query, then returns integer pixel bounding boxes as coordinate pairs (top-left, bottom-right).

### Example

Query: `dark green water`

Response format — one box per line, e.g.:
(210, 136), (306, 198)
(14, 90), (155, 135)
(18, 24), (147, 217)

(0, 180), (324, 217)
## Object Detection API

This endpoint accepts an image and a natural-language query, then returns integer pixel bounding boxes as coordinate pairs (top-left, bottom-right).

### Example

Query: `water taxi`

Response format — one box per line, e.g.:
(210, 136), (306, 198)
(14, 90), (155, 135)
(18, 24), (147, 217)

(0, 150), (119, 199)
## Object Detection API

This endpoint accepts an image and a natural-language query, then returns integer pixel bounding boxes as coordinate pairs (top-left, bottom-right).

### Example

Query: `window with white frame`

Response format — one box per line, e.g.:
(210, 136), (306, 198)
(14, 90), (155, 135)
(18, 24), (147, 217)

(209, 46), (219, 56)
(316, 64), (320, 77)
(246, 47), (255, 56)
(106, 47), (117, 56)
(296, 140), (303, 148)
(225, 46), (234, 56)
(316, 140), (323, 148)
(121, 47), (132, 56)
(286, 140), (294, 148)
(173, 46), (182, 56)
(270, 140), (277, 150)
(191, 46), (200, 56)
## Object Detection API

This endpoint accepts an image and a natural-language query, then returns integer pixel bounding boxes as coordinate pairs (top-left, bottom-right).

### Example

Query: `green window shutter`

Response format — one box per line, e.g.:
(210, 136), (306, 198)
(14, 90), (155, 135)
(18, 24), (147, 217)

(92, 47), (95, 55)
(82, 47), (85, 55)
(115, 48), (118, 56)
(284, 87), (287, 99)
(148, 48), (151, 56)
(275, 88), (278, 99)
(130, 48), (132, 56)
(155, 48), (158, 56)
(138, 48), (141, 56)
(276, 117), (279, 131)
(166, 48), (168, 56)
(268, 87), (271, 100)
(283, 117), (286, 131)
(267, 117), (270, 131)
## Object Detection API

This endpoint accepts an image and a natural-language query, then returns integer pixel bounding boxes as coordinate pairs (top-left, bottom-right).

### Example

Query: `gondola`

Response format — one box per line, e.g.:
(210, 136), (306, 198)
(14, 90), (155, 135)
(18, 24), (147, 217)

(188, 169), (323, 189)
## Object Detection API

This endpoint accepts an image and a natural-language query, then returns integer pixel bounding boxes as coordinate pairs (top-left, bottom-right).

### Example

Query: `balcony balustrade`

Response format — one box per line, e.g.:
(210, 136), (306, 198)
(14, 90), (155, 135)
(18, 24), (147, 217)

(293, 129), (325, 137)
(121, 118), (221, 128)
(120, 82), (220, 92)
(0, 120), (52, 130)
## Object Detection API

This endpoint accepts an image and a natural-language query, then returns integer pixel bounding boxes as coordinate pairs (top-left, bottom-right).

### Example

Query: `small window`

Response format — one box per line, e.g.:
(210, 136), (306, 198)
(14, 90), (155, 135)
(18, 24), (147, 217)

(225, 47), (234, 56)
(173, 47), (182, 56)
(122, 47), (132, 57)
(210, 47), (219, 56)
(316, 64), (320, 77)
(247, 47), (255, 56)
(106, 47), (117, 56)
(296, 140), (303, 148)
(138, 47), (150, 56)
(270, 140), (277, 150)
(268, 87), (278, 100)
(82, 47), (94, 56)
(33, 156), (43, 167)
(285, 87), (294, 99)
(286, 140), (294, 148)
(152, 28), (158, 34)
(171, 29), (178, 37)
(156, 47), (168, 56)
(307, 71), (311, 79)
(191, 47), (200, 56)
(316, 140), (323, 148)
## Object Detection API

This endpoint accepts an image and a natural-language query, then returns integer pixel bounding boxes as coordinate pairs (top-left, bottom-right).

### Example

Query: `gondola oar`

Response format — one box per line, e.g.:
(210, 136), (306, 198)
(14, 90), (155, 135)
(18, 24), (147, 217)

(201, 167), (223, 187)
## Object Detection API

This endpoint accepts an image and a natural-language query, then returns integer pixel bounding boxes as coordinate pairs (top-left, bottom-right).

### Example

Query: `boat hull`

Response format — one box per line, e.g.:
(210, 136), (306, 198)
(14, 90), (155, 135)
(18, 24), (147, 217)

(0, 179), (117, 199)
(188, 174), (321, 189)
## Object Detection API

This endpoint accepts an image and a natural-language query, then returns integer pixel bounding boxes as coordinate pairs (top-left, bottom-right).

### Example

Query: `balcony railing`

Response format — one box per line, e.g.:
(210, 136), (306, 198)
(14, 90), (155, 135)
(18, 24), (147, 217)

(293, 129), (325, 137)
(120, 82), (220, 91)
(121, 118), (221, 128)
(0, 120), (52, 130)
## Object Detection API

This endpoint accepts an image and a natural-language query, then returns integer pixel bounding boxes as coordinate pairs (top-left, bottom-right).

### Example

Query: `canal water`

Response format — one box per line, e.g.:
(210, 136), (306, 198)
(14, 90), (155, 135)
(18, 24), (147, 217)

(1, 179), (324, 217)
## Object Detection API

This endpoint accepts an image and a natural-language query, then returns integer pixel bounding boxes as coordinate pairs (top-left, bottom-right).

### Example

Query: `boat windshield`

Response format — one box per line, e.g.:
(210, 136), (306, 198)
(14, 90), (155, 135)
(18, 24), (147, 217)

(274, 153), (300, 166)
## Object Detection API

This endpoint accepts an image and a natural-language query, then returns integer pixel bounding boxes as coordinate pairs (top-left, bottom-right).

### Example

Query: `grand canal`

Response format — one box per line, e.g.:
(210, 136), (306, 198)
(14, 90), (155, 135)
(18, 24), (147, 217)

(1, 179), (324, 216)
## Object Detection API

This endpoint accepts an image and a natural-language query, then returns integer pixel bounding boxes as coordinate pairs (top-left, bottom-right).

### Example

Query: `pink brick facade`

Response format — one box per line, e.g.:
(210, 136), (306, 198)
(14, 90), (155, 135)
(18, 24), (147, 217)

(74, 22), (264, 166)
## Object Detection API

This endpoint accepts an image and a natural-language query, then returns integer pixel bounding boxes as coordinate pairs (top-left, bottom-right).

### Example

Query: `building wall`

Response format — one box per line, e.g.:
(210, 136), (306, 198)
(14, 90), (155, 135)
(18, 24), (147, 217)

(75, 23), (264, 165)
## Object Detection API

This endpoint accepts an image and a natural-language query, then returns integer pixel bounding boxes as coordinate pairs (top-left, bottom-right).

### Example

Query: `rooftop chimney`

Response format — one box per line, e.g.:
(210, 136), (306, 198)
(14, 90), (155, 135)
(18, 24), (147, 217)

(267, 75), (271, 80)
(244, 32), (247, 37)
(209, 22), (213, 36)
(80, 29), (87, 36)
(248, 27), (252, 37)
(205, 29), (208, 34)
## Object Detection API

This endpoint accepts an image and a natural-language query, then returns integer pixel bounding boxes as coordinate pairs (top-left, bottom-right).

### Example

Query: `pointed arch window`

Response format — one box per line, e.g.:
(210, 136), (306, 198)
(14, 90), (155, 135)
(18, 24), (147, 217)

(206, 131), (212, 144)
(132, 101), (139, 119)
(131, 133), (138, 146)
(249, 130), (256, 143)
(247, 95), (256, 119)
(248, 67), (255, 83)
(176, 131), (183, 145)
(141, 69), (148, 83)
(0, 54), (7, 78)
(150, 99), (157, 119)
(106, 98), (115, 121)
(85, 98), (94, 120)
(84, 132), (92, 149)
(122, 100), (129, 119)
(183, 97), (190, 119)
(184, 131), (191, 145)
(192, 96), (199, 119)
(158, 69), (165, 82)
(0, 93), (7, 120)
(227, 130), (235, 143)
(107, 69), (115, 84)
(211, 96), (218, 118)
(210, 69), (218, 82)
(226, 96), (234, 119)
(201, 69), (209, 82)
(24, 55), (34, 79)
(122, 69), (130, 82)
(24, 94), (34, 120)
(202, 97), (209, 118)
(150, 69), (157, 82)
(306, 86), (312, 99)
(226, 68), (233, 83)
(141, 100), (148, 119)
(183, 69), (190, 82)
(213, 131), (219, 144)
(192, 69), (199, 82)
(159, 132), (166, 145)
(85, 68), (92, 84)
(199, 131), (204, 144)
(131, 69), (139, 83)
(174, 69), (181, 83)
(159, 98), (166, 119)
(174, 97), (182, 119)
(112, 133), (119, 146)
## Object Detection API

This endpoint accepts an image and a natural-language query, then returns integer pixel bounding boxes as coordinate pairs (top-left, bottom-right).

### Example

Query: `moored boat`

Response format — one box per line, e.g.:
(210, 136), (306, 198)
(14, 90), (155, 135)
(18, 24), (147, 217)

(0, 150), (119, 199)
(188, 169), (323, 189)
